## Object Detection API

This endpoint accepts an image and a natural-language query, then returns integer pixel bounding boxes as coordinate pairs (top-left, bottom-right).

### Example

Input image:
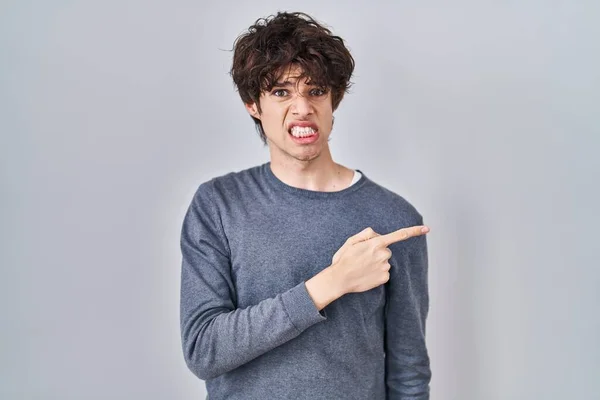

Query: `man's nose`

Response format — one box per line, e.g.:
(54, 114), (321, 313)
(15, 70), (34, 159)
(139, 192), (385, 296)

(291, 94), (313, 116)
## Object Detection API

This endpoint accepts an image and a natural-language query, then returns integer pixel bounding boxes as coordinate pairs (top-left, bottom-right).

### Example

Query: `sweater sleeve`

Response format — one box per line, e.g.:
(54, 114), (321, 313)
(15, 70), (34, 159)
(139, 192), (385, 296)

(179, 181), (327, 381)
(385, 215), (432, 399)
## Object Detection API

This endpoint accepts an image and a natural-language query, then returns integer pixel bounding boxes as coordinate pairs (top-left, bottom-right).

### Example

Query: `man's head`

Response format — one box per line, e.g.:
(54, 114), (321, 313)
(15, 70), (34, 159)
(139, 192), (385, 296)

(230, 12), (355, 159)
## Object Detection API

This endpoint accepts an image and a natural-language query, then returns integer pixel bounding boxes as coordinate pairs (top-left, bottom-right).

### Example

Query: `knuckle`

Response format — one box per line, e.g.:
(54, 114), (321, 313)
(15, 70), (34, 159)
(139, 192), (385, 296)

(382, 272), (390, 283)
(379, 249), (392, 262)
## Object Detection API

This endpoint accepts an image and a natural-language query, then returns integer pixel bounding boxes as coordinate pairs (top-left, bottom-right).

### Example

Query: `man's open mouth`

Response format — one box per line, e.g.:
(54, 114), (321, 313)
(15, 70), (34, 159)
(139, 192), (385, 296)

(289, 126), (318, 138)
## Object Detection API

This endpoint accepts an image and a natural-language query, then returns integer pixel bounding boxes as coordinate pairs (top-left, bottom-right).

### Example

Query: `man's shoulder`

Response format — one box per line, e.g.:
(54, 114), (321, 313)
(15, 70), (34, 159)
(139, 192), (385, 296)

(210, 163), (263, 186)
(193, 163), (265, 202)
(361, 174), (424, 225)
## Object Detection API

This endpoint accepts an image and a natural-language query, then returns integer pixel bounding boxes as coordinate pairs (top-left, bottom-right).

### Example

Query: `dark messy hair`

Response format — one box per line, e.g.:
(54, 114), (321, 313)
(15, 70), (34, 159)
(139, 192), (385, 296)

(230, 11), (355, 145)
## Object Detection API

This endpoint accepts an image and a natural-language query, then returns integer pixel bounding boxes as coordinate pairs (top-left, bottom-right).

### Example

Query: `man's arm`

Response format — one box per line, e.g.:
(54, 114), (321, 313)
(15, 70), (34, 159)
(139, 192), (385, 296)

(385, 215), (431, 399)
(180, 181), (336, 380)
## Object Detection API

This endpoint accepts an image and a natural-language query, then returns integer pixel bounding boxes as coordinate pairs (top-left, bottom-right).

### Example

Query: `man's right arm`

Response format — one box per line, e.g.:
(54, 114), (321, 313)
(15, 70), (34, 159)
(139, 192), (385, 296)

(179, 181), (341, 380)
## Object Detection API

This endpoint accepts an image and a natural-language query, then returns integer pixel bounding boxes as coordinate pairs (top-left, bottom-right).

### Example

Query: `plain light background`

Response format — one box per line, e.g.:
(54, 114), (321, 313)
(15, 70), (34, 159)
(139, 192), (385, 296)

(1, 1), (599, 399)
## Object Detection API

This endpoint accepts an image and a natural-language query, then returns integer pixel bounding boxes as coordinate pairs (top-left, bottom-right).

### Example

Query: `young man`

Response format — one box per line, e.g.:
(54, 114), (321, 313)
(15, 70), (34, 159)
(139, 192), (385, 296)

(180, 12), (431, 399)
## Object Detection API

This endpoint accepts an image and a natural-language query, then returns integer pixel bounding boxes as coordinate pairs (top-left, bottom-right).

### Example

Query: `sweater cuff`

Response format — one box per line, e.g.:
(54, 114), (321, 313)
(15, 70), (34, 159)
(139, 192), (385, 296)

(281, 281), (327, 333)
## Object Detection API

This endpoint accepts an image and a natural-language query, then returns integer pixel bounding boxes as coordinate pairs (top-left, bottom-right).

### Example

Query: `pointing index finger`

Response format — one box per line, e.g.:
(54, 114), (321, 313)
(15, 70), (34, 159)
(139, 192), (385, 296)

(376, 225), (429, 247)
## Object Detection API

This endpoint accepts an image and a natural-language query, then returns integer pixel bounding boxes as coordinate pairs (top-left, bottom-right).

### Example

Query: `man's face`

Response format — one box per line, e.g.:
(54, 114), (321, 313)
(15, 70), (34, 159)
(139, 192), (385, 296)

(245, 65), (334, 162)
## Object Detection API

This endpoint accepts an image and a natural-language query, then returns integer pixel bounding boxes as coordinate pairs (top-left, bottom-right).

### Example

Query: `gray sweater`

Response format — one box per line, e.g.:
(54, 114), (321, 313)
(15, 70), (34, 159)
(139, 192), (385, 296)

(180, 162), (431, 399)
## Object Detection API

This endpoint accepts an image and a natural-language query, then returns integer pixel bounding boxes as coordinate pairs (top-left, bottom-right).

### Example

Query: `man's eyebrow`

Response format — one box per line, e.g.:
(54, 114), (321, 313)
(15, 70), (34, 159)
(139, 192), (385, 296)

(272, 80), (322, 88)
(272, 81), (294, 87)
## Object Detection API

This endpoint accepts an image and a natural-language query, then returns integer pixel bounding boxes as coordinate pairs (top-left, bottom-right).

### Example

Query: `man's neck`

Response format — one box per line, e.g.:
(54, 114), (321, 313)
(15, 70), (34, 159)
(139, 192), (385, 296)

(268, 155), (355, 192)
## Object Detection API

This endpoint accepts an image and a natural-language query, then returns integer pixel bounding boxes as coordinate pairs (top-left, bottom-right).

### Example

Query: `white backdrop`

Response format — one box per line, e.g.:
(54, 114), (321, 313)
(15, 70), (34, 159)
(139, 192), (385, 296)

(2, 1), (599, 399)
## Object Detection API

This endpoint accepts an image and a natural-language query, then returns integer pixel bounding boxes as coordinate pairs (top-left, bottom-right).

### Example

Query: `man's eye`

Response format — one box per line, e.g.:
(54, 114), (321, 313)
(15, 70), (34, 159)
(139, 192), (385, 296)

(272, 89), (288, 97)
(311, 88), (327, 96)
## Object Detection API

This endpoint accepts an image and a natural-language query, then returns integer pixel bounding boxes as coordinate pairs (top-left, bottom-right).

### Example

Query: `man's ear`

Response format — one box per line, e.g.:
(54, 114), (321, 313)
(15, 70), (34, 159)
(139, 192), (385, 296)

(244, 102), (261, 120)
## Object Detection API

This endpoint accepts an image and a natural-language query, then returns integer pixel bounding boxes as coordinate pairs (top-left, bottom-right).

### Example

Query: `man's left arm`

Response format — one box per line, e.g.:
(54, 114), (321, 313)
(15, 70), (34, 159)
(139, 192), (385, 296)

(385, 215), (431, 399)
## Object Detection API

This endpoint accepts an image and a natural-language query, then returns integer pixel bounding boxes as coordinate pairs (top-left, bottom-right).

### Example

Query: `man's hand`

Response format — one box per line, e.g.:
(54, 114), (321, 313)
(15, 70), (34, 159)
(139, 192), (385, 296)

(305, 225), (429, 310)
(330, 225), (430, 294)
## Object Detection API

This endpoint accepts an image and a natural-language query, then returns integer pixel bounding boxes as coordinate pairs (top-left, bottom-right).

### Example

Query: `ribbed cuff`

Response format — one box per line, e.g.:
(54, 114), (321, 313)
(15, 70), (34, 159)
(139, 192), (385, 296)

(281, 281), (327, 333)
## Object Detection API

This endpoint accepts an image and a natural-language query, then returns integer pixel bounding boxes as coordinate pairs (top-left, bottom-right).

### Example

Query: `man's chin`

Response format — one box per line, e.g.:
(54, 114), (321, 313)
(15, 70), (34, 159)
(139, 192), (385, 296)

(292, 149), (322, 162)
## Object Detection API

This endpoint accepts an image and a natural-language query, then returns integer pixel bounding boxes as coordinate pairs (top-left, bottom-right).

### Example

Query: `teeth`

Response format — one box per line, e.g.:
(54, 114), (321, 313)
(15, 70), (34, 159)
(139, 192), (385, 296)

(290, 126), (316, 137)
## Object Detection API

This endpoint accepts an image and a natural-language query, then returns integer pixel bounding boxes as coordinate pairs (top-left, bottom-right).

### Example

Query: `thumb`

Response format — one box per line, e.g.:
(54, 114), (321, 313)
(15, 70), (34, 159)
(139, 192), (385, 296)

(332, 227), (380, 265)
(348, 227), (380, 245)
